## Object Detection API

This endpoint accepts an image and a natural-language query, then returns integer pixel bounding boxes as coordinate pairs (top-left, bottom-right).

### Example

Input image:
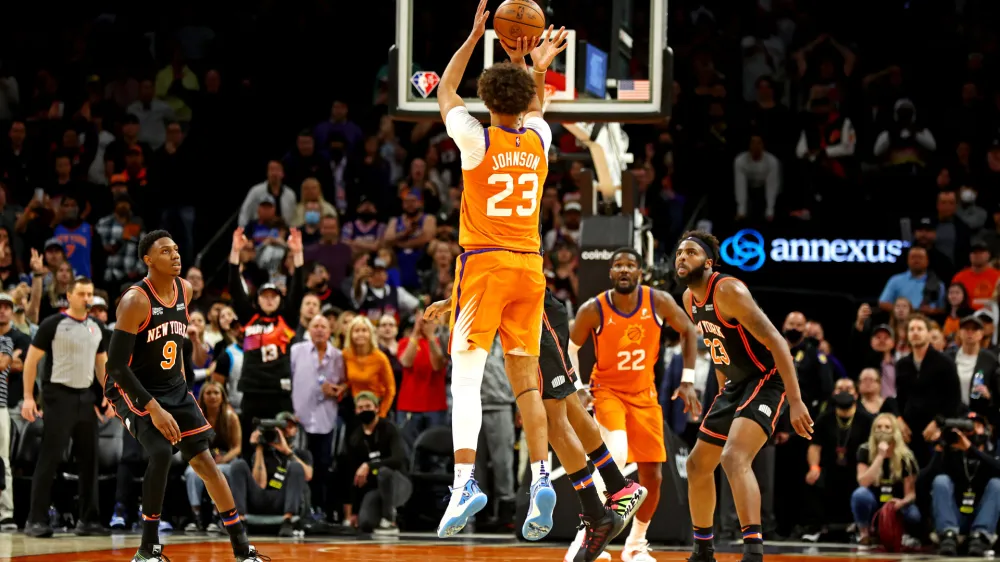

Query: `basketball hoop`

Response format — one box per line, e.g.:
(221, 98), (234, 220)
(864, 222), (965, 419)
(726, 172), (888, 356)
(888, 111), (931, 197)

(543, 84), (558, 112)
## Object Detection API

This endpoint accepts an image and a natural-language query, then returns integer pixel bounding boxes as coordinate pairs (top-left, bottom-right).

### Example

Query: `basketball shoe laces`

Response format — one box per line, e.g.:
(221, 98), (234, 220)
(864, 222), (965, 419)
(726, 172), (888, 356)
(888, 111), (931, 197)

(241, 546), (271, 562)
(578, 514), (612, 554)
(604, 479), (638, 516)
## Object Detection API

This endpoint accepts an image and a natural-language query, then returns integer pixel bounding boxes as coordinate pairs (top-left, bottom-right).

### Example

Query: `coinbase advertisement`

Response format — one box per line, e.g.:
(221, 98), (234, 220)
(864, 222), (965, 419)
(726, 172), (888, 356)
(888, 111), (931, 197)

(720, 229), (909, 273)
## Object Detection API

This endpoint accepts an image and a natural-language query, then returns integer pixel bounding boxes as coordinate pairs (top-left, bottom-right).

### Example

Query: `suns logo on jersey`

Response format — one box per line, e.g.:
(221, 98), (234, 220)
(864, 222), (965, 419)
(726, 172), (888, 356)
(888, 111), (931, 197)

(618, 323), (646, 348)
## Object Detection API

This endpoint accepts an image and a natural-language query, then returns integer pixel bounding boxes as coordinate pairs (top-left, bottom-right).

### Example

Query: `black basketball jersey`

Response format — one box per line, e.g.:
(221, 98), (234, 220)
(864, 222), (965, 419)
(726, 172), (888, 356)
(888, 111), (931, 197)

(688, 272), (775, 385)
(129, 277), (188, 394)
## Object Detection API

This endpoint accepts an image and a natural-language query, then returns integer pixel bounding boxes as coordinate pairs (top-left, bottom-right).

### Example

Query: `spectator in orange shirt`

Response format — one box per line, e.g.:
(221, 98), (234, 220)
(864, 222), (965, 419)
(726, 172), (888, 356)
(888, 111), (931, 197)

(343, 315), (396, 418)
(941, 283), (974, 342)
(951, 240), (1000, 310)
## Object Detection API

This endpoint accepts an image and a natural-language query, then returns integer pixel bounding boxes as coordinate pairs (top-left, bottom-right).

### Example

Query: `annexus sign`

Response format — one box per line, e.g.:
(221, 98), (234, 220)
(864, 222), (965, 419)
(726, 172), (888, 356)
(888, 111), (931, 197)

(720, 229), (909, 272)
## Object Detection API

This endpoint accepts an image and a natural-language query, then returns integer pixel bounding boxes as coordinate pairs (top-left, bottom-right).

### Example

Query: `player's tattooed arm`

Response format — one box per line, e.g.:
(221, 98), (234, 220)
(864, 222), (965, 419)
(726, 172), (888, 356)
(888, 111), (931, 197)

(438, 0), (491, 121)
(715, 279), (814, 438)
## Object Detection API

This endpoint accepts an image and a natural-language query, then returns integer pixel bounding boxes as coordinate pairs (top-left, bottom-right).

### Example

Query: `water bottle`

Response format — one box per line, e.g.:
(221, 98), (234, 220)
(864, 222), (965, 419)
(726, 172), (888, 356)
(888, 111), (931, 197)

(972, 372), (985, 400)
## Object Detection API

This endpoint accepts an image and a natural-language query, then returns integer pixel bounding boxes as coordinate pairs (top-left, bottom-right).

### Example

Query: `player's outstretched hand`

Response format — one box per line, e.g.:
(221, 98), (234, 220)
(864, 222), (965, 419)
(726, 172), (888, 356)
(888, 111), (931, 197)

(671, 382), (703, 419)
(501, 36), (541, 63)
(530, 25), (570, 71)
(470, 0), (490, 40)
(423, 298), (452, 323)
(788, 397), (814, 440)
(150, 403), (182, 445)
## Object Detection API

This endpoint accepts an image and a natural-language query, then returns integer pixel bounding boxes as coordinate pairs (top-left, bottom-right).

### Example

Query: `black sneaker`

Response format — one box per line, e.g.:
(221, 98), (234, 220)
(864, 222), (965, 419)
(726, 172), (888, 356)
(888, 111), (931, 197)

(939, 531), (958, 556)
(688, 547), (717, 562)
(968, 532), (991, 557)
(740, 542), (764, 562)
(0, 518), (16, 531)
(278, 518), (295, 537)
(74, 520), (108, 536)
(25, 521), (54, 538)
(572, 508), (624, 562)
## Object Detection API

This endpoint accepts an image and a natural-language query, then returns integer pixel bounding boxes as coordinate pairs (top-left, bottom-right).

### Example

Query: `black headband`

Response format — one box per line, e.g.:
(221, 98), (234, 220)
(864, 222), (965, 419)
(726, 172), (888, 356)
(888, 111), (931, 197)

(682, 237), (715, 260)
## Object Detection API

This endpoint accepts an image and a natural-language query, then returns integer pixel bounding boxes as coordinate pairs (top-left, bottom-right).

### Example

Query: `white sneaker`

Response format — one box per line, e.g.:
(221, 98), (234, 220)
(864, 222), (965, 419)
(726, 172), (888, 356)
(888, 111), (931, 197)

(373, 517), (399, 534)
(621, 539), (656, 561)
(564, 528), (612, 561)
(901, 534), (921, 549)
(436, 478), (487, 538)
(131, 544), (169, 561)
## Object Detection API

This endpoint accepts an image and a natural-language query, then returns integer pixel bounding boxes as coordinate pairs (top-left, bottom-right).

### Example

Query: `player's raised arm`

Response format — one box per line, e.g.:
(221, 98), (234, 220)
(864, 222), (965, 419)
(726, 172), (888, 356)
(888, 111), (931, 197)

(653, 288), (702, 416)
(714, 280), (814, 439)
(526, 25), (569, 120)
(438, 0), (491, 122)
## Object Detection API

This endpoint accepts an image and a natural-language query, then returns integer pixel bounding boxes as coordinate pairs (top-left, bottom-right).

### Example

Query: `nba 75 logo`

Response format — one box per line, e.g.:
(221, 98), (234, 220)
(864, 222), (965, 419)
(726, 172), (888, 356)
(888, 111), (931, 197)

(411, 71), (440, 99)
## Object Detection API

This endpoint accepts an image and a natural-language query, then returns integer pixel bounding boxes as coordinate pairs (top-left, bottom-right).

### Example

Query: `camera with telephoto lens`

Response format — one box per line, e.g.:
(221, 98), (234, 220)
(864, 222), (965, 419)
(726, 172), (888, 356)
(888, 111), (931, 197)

(253, 418), (284, 445)
(936, 416), (976, 445)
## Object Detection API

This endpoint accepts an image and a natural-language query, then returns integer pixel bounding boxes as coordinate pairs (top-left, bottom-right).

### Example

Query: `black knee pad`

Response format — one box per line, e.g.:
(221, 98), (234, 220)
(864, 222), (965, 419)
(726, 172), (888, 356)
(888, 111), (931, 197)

(179, 435), (211, 464)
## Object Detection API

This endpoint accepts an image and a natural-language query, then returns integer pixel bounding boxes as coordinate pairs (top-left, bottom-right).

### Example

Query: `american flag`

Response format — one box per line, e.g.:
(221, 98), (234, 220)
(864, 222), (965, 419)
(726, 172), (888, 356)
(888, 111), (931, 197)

(617, 80), (650, 101)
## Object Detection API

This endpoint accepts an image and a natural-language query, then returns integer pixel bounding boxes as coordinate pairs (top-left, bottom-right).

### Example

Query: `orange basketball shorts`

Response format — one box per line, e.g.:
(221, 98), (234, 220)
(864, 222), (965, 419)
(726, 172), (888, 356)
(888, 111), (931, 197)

(592, 385), (667, 463)
(449, 249), (545, 356)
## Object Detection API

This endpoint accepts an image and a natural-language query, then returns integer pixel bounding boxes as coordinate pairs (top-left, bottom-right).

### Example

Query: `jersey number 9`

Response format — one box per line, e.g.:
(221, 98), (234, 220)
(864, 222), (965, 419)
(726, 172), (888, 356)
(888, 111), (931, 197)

(486, 173), (539, 217)
(160, 341), (178, 369)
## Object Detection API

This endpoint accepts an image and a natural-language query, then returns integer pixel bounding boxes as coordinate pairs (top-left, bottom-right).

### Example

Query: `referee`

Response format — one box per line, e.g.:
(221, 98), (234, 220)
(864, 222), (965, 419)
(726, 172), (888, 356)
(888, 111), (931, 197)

(20, 276), (111, 537)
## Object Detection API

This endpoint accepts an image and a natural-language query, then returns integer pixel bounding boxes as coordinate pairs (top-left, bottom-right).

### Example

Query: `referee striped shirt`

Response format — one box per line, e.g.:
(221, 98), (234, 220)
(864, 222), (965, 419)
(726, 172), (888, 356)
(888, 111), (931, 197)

(32, 312), (108, 389)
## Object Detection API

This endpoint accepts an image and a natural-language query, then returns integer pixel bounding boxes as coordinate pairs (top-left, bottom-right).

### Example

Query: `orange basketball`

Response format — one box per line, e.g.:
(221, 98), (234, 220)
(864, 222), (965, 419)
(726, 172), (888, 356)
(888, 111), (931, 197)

(493, 0), (546, 49)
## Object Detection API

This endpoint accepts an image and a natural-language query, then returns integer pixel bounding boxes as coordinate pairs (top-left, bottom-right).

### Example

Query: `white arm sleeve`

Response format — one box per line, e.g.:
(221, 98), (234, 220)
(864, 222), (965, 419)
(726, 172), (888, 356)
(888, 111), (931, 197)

(523, 116), (553, 153)
(445, 106), (487, 170)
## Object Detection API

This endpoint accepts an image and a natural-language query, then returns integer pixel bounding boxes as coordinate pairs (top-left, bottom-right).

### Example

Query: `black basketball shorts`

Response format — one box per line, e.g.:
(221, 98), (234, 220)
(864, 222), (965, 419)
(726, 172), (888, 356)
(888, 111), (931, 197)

(539, 292), (578, 401)
(107, 380), (215, 461)
(698, 369), (786, 447)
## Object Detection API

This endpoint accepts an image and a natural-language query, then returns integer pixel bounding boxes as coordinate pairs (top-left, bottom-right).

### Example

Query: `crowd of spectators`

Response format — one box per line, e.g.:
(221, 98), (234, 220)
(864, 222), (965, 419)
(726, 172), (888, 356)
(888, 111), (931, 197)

(2, 0), (1000, 555)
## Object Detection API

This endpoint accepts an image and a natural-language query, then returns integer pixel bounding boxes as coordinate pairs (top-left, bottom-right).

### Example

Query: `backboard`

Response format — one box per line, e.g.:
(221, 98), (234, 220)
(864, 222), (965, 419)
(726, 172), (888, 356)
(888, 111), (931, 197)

(389, 0), (671, 123)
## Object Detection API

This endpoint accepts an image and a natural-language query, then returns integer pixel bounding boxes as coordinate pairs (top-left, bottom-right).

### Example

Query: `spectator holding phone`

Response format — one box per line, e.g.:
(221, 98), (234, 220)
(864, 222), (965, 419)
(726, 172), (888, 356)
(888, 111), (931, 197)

(852, 413), (920, 546)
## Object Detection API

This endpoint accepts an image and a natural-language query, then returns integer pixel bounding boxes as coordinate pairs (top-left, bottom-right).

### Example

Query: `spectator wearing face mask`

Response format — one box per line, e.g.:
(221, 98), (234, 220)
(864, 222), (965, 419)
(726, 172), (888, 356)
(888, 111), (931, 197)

(291, 178), (336, 229)
(805, 320), (847, 381)
(924, 412), (1000, 556)
(804, 378), (873, 532)
(298, 202), (324, 246)
(956, 183), (987, 230)
(873, 98), (936, 175)
(342, 196), (385, 255)
(952, 240), (1000, 310)
(782, 312), (834, 419)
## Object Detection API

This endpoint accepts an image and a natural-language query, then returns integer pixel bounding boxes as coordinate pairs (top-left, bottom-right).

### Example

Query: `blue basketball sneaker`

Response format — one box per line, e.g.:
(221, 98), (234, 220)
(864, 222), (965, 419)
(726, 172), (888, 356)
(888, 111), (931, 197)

(437, 478), (488, 538)
(522, 474), (557, 540)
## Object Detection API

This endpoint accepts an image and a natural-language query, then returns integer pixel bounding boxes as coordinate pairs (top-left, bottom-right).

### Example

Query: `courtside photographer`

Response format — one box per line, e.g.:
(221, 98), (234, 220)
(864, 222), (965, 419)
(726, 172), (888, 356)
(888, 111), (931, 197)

(925, 412), (1000, 556)
(226, 412), (314, 537)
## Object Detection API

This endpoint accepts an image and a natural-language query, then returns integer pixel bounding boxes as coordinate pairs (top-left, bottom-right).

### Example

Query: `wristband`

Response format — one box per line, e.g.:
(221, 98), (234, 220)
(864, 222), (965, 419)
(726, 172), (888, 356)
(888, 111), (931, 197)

(681, 368), (696, 384)
(532, 67), (547, 74)
(574, 376), (585, 391)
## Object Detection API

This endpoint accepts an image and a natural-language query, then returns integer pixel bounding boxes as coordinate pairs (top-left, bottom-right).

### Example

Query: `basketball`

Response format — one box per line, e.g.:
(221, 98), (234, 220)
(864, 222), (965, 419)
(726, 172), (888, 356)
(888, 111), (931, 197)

(493, 0), (546, 49)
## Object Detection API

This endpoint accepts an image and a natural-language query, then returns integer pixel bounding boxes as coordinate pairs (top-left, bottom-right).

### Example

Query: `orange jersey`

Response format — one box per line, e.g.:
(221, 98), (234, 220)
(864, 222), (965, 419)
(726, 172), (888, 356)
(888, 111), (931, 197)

(459, 125), (548, 252)
(590, 286), (663, 395)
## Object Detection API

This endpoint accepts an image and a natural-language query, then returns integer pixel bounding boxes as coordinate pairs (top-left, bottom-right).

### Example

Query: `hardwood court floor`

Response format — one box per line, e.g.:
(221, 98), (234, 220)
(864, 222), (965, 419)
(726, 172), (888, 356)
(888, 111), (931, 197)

(0, 533), (947, 561)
